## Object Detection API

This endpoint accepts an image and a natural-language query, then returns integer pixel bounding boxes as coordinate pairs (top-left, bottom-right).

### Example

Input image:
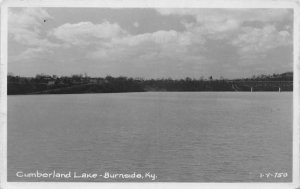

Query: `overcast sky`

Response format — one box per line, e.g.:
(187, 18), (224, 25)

(8, 8), (293, 79)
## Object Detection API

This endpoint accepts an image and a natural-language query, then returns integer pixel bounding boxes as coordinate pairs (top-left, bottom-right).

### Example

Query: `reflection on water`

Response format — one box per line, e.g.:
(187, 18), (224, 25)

(8, 92), (293, 182)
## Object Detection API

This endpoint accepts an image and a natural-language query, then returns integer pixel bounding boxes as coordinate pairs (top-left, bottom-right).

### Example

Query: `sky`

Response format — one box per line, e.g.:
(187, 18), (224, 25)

(8, 8), (293, 79)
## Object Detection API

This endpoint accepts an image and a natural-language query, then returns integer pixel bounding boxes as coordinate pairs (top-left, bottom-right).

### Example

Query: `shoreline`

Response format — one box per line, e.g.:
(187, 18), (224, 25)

(7, 90), (293, 96)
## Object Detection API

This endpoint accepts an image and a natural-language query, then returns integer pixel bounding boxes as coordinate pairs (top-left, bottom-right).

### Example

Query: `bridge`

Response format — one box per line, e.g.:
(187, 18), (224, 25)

(225, 80), (293, 92)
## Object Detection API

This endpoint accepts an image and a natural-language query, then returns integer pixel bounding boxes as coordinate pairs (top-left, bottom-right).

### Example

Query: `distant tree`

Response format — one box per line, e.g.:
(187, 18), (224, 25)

(105, 75), (114, 81)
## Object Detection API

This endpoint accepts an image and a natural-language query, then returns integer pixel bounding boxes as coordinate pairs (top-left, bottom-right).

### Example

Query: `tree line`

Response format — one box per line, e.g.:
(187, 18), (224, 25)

(7, 72), (293, 95)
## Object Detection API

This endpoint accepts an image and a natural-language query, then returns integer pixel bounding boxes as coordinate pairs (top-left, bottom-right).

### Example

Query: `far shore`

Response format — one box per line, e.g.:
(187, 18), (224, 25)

(7, 90), (293, 96)
(8, 72), (293, 95)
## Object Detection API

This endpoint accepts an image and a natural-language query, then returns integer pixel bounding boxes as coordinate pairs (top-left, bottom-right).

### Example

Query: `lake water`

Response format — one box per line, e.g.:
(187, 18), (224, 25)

(8, 92), (293, 182)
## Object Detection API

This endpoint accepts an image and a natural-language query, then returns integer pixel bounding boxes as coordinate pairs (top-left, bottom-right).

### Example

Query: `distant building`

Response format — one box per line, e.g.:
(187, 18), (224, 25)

(89, 78), (104, 84)
(36, 75), (52, 81)
(47, 81), (55, 86)
(90, 78), (97, 84)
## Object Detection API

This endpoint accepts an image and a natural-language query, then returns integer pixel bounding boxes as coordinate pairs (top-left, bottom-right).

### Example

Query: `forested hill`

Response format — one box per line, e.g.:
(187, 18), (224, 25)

(7, 72), (293, 95)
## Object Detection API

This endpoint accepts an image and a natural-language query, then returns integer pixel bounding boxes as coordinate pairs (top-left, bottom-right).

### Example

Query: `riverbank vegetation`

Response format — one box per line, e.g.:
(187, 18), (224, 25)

(7, 72), (293, 95)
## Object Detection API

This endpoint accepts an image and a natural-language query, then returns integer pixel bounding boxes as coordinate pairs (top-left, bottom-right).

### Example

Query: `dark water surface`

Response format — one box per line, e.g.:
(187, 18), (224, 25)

(8, 92), (293, 182)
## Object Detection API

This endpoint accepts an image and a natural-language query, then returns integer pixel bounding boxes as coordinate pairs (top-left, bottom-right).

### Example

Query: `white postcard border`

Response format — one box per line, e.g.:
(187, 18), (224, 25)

(1, 0), (299, 189)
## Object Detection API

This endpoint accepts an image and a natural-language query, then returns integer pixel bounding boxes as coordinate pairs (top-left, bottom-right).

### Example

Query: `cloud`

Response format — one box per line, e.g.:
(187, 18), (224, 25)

(115, 30), (193, 46)
(156, 8), (292, 23)
(37, 18), (206, 72)
(49, 21), (127, 46)
(133, 22), (139, 28)
(157, 8), (292, 40)
(8, 8), (292, 78)
(87, 29), (205, 60)
(8, 8), (58, 48)
(49, 9), (292, 70)
(9, 8), (51, 31)
(10, 47), (52, 62)
(232, 25), (292, 54)
(84, 28), (208, 78)
(156, 8), (293, 70)
(86, 30), (174, 59)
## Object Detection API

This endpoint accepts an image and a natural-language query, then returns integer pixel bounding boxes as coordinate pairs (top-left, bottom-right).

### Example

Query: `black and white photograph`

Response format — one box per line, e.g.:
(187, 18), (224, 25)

(0, 0), (299, 188)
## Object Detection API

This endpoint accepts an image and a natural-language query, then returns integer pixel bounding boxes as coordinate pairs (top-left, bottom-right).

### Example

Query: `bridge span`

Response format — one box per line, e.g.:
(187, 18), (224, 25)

(225, 80), (293, 92)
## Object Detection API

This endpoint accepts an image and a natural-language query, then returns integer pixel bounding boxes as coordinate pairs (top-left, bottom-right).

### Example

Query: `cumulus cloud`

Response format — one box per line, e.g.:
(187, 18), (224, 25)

(48, 9), (292, 68)
(84, 27), (209, 78)
(49, 21), (127, 46)
(114, 30), (194, 46)
(49, 21), (202, 64)
(87, 30), (175, 59)
(156, 8), (293, 68)
(8, 8), (58, 48)
(10, 47), (52, 62)
(8, 8), (292, 78)
(50, 21), (195, 48)
(156, 8), (291, 23)
(87, 29), (204, 60)
(9, 8), (51, 32)
(157, 8), (292, 39)
(232, 25), (292, 54)
(47, 19), (206, 72)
